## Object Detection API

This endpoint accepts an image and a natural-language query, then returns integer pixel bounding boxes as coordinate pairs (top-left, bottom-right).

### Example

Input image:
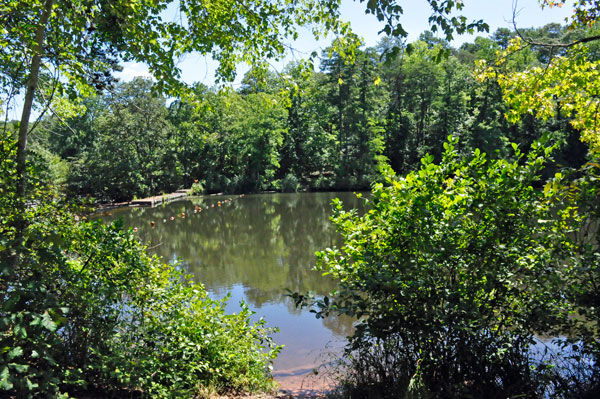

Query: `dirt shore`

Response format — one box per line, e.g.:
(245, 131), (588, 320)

(217, 370), (335, 399)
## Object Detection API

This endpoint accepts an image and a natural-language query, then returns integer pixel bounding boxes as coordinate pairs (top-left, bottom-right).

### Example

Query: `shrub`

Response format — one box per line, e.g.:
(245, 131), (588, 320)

(1, 213), (280, 398)
(280, 173), (300, 193)
(204, 175), (232, 194)
(190, 180), (205, 195)
(0, 132), (280, 398)
(297, 136), (600, 397)
(1, 215), (280, 398)
(313, 175), (335, 191)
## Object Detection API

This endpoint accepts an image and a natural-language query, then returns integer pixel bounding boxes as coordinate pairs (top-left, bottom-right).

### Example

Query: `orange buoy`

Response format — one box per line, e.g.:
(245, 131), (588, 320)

(181, 212), (185, 218)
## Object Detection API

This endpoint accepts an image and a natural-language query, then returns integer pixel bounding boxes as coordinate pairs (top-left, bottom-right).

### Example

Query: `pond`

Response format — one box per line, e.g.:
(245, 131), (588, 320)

(99, 192), (366, 389)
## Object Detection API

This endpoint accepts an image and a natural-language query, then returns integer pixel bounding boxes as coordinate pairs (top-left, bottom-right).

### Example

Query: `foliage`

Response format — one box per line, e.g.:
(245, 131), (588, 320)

(7, 1), (600, 397)
(477, 2), (600, 152)
(294, 136), (599, 397)
(359, 0), (488, 59)
(0, 0), (356, 99)
(0, 131), (280, 397)
(280, 173), (300, 193)
(478, 39), (600, 152)
(75, 78), (179, 201)
(35, 23), (594, 202)
(318, 47), (388, 186)
(190, 180), (205, 195)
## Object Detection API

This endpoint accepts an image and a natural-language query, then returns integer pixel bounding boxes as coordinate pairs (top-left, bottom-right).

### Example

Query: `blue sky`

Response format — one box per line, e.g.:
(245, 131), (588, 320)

(117, 0), (574, 86)
(3, 1), (575, 120)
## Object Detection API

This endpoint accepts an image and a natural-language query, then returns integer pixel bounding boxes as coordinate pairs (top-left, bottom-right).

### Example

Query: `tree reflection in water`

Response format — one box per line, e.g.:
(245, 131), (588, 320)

(100, 192), (366, 373)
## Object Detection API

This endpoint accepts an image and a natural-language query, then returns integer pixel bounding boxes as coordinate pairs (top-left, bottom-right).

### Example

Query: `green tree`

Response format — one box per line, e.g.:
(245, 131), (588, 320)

(223, 91), (286, 192)
(48, 77), (180, 201)
(455, 36), (512, 156)
(380, 40), (448, 171)
(239, 67), (281, 95)
(319, 47), (388, 188)
(167, 83), (224, 189)
(169, 86), (287, 193)
(279, 63), (339, 187)
(106, 78), (178, 199)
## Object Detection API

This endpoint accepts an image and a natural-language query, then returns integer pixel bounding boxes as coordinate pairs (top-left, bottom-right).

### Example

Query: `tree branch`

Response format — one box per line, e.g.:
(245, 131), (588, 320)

(512, 0), (600, 49)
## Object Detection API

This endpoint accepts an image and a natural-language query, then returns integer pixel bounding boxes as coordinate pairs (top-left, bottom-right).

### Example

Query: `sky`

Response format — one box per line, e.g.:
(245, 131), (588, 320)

(3, 0), (575, 120)
(117, 0), (575, 87)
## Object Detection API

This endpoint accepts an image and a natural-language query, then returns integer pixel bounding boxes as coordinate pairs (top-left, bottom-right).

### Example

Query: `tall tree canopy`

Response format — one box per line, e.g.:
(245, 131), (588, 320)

(1, 0), (353, 202)
(478, 0), (600, 151)
(0, 0), (492, 215)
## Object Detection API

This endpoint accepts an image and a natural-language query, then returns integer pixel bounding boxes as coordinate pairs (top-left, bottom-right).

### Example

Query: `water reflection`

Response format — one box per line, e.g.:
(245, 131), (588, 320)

(100, 192), (366, 374)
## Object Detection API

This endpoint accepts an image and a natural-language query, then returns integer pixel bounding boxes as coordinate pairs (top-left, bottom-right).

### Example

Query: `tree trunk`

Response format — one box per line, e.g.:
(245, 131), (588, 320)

(13, 0), (54, 252)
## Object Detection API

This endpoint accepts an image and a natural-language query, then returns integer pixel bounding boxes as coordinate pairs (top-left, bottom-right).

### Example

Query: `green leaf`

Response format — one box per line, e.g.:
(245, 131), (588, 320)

(9, 363), (29, 373)
(25, 377), (38, 390)
(7, 347), (23, 361)
(41, 312), (57, 332)
(0, 367), (13, 390)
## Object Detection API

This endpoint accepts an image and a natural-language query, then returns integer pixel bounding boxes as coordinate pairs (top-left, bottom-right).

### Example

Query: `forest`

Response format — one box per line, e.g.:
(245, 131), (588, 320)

(1, 0), (600, 397)
(24, 25), (592, 202)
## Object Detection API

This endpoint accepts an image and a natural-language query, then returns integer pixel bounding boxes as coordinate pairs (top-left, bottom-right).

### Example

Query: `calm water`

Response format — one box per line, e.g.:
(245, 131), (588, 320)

(99, 192), (366, 380)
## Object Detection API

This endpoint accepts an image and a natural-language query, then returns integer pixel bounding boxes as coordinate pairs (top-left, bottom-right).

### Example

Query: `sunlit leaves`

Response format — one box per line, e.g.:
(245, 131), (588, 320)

(478, 37), (600, 152)
(0, 0), (356, 106)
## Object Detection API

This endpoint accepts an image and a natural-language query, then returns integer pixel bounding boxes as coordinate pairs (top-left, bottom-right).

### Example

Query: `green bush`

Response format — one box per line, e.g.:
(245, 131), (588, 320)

(190, 180), (205, 195)
(204, 175), (232, 194)
(0, 133), (280, 398)
(297, 136), (600, 398)
(1, 217), (280, 398)
(313, 175), (335, 191)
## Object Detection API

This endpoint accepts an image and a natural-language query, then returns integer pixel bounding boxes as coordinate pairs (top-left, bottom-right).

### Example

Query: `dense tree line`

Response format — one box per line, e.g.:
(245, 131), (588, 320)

(30, 24), (589, 202)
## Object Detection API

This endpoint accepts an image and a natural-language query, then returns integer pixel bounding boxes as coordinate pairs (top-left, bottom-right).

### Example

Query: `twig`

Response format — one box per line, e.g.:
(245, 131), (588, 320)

(28, 65), (61, 135)
(147, 241), (163, 250)
(512, 0), (600, 49)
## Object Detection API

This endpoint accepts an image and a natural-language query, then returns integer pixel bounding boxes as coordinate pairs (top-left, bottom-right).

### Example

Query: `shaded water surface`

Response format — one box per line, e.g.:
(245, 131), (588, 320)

(100, 192), (366, 381)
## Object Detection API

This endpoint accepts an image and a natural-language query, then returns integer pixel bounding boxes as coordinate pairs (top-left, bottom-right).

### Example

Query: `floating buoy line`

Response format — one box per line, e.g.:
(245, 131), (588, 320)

(129, 194), (245, 233)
